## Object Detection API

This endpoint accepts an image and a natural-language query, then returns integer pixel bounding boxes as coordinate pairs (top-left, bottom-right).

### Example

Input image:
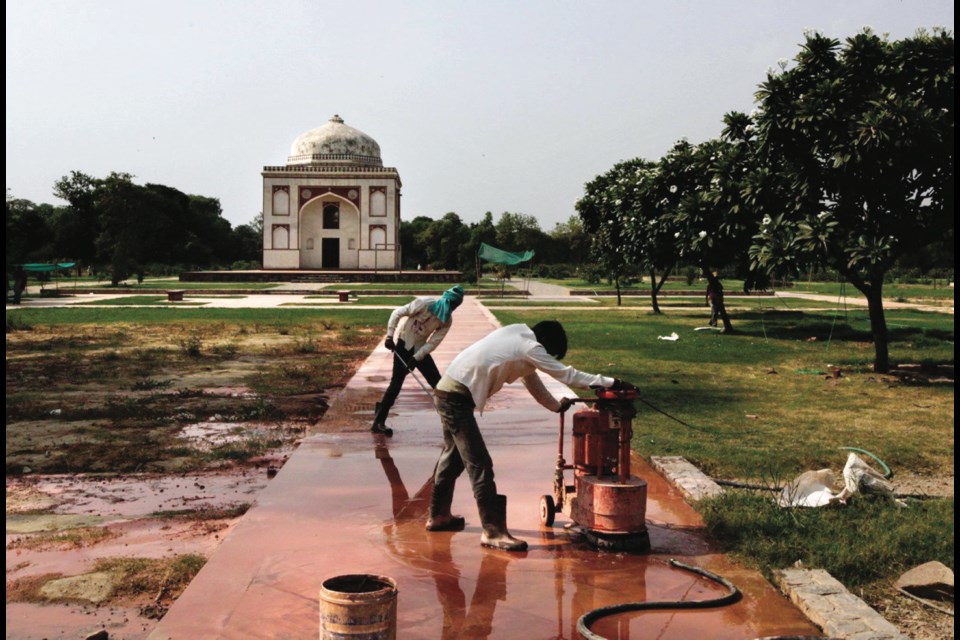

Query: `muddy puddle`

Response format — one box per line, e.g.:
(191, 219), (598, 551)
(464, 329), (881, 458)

(6, 468), (273, 639)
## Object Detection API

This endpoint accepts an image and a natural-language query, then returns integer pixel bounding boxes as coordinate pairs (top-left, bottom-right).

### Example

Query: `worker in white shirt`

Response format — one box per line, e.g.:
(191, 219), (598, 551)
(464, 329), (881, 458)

(424, 320), (636, 551)
(372, 285), (465, 437)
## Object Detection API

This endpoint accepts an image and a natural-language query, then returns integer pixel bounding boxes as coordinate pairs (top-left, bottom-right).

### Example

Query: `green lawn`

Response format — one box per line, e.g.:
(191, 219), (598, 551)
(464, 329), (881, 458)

(492, 307), (953, 477)
(788, 281), (955, 300)
(70, 296), (206, 306)
(491, 306), (953, 603)
(539, 277), (746, 292)
(7, 307), (391, 326)
(335, 281), (516, 292)
(59, 281), (280, 291)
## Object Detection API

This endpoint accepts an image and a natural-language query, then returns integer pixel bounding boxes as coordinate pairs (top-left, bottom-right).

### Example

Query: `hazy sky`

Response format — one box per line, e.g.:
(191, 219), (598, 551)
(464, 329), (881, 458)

(6, 1), (954, 230)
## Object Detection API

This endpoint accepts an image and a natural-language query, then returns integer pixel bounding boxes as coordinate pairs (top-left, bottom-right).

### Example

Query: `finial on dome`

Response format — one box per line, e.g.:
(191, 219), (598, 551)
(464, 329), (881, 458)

(330, 114), (344, 123)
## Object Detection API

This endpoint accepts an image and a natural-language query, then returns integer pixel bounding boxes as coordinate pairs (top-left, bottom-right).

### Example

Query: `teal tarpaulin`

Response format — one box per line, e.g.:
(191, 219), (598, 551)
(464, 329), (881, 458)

(477, 243), (534, 265)
(19, 263), (77, 272)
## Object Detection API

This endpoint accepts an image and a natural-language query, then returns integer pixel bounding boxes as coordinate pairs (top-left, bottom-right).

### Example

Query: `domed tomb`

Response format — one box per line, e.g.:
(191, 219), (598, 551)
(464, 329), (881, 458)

(287, 115), (383, 167)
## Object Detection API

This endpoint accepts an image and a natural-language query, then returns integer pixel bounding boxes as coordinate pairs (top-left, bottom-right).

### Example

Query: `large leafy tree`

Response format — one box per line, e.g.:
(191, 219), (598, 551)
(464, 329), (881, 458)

(576, 162), (641, 305)
(751, 28), (954, 371)
(52, 171), (102, 271)
(660, 111), (788, 332)
(618, 160), (682, 314)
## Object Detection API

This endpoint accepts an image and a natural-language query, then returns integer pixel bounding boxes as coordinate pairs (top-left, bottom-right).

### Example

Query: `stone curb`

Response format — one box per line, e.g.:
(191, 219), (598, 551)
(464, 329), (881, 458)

(650, 455), (724, 501)
(651, 455), (909, 640)
(777, 569), (908, 640)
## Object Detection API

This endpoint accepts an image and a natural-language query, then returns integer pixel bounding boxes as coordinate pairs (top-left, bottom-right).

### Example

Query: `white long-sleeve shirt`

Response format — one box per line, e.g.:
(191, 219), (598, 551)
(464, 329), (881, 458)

(440, 323), (615, 414)
(386, 297), (452, 361)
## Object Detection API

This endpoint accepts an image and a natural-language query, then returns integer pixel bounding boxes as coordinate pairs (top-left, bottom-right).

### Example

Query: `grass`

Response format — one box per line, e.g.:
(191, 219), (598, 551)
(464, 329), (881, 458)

(63, 281), (280, 290)
(540, 277), (747, 292)
(788, 281), (955, 301)
(491, 305), (953, 605)
(700, 493), (954, 589)
(6, 307), (390, 325)
(481, 297), (836, 310)
(6, 525), (118, 551)
(495, 307), (953, 477)
(288, 295), (417, 306)
(5, 553), (207, 613)
(71, 295), (207, 306)
(150, 503), (251, 520)
(333, 281), (517, 291)
(6, 308), (384, 474)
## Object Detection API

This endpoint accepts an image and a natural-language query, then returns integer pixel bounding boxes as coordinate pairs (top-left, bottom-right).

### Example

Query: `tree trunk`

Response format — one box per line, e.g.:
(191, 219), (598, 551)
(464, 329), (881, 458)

(865, 284), (891, 373)
(649, 269), (661, 314)
(615, 274), (622, 306)
(650, 267), (671, 315)
(841, 267), (891, 374)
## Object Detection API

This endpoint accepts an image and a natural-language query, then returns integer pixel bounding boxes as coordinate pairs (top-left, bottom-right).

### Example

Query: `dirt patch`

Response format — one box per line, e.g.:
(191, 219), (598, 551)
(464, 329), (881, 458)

(866, 583), (955, 640)
(5, 318), (379, 638)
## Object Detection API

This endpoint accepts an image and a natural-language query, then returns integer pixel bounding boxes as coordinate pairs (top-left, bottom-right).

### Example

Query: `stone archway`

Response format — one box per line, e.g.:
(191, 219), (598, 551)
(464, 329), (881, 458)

(299, 195), (360, 269)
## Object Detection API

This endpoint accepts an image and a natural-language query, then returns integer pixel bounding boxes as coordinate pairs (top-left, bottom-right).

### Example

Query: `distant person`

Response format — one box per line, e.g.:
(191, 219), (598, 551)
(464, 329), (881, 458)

(372, 285), (466, 436)
(706, 278), (724, 327)
(12, 266), (27, 305)
(424, 320), (636, 552)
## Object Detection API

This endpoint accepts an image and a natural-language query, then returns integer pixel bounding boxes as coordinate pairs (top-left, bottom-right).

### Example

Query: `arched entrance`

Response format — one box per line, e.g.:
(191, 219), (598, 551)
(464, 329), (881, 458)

(299, 195), (360, 269)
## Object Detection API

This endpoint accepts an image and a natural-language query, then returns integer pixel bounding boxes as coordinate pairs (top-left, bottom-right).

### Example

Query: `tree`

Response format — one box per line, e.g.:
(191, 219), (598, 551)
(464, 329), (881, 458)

(417, 212), (470, 270)
(464, 212), (498, 280)
(52, 171), (102, 271)
(576, 164), (641, 306)
(6, 195), (57, 266)
(549, 216), (590, 265)
(751, 28), (954, 371)
(400, 216), (435, 269)
(614, 160), (682, 314)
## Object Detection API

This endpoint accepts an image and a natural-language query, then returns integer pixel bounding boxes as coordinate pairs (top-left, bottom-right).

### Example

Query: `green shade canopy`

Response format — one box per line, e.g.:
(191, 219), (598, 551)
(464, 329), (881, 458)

(477, 243), (534, 265)
(19, 262), (77, 272)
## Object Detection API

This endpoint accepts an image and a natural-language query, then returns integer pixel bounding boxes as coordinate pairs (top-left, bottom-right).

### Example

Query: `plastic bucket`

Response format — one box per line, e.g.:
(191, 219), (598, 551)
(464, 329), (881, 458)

(319, 574), (397, 640)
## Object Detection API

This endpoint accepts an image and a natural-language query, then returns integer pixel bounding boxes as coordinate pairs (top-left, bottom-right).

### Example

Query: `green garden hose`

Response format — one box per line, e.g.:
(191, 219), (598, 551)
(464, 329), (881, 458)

(841, 446), (893, 479)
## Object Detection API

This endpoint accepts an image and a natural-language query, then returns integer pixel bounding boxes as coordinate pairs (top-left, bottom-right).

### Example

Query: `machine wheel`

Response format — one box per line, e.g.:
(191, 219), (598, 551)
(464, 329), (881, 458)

(539, 494), (556, 527)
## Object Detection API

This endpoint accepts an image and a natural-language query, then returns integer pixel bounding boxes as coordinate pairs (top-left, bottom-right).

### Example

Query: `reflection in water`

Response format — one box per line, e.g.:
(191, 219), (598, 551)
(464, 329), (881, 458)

(372, 444), (770, 640)
(375, 443), (513, 639)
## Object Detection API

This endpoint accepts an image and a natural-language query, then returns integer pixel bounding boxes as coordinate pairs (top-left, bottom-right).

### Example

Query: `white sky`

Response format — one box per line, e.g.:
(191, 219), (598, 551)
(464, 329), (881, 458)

(6, 1), (954, 230)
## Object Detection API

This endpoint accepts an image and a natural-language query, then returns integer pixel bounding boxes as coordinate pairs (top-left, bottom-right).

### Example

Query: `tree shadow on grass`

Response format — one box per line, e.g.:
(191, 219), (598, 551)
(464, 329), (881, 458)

(733, 311), (954, 345)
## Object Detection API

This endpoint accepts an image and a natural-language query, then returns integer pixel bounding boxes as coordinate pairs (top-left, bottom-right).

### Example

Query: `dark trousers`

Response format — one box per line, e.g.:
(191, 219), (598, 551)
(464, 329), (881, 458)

(709, 301), (721, 326)
(374, 339), (441, 424)
(433, 390), (497, 509)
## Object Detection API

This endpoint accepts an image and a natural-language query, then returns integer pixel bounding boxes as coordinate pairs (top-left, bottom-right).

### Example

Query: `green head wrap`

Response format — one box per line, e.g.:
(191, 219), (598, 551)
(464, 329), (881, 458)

(427, 285), (464, 323)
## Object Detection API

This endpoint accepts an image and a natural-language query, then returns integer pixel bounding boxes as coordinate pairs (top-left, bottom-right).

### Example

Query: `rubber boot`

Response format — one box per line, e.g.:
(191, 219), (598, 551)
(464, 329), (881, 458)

(425, 484), (465, 531)
(371, 402), (393, 437)
(479, 494), (527, 552)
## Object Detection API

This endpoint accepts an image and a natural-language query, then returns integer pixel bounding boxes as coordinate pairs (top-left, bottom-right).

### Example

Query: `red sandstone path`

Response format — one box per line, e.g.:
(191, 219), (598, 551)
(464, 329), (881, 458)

(150, 299), (818, 640)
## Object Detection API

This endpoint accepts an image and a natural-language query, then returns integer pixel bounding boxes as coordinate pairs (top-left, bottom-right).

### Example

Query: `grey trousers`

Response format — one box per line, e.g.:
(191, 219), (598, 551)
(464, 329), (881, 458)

(433, 390), (497, 508)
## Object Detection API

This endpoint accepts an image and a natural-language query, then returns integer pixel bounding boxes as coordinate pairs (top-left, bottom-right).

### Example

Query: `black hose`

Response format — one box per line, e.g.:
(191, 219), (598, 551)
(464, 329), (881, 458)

(576, 559), (742, 640)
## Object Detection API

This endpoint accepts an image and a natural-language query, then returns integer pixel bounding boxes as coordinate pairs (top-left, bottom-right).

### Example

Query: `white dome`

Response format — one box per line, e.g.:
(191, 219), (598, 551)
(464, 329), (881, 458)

(287, 115), (383, 167)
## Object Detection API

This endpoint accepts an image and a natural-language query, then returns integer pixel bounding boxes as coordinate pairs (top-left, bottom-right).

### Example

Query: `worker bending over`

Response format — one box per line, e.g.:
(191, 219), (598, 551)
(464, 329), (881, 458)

(425, 320), (636, 551)
(373, 285), (465, 436)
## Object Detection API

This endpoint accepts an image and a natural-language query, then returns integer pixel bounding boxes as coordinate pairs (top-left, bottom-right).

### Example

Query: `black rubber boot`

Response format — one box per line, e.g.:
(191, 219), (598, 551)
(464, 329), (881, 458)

(425, 484), (465, 531)
(371, 422), (393, 437)
(479, 494), (527, 552)
(371, 402), (393, 437)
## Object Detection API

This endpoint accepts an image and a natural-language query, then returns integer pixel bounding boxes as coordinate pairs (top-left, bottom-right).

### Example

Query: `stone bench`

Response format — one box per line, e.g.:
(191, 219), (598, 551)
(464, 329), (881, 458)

(167, 290), (185, 302)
